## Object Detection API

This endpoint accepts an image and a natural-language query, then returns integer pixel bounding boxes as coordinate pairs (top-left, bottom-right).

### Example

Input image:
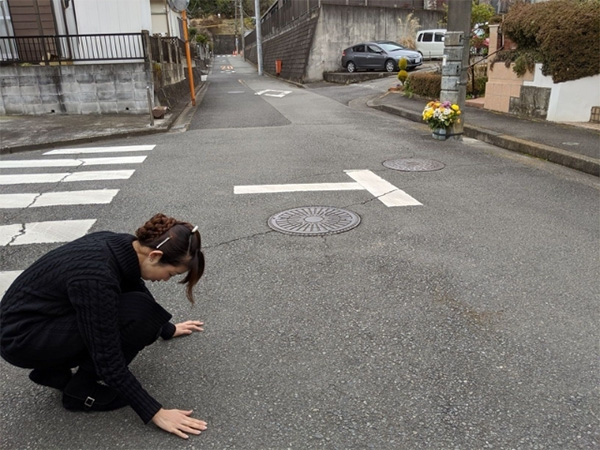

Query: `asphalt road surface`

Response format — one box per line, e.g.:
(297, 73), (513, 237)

(1, 55), (598, 449)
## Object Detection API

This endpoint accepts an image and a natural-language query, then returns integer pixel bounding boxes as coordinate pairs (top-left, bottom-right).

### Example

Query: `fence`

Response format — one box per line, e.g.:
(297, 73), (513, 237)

(0, 33), (147, 65)
(0, 32), (195, 66)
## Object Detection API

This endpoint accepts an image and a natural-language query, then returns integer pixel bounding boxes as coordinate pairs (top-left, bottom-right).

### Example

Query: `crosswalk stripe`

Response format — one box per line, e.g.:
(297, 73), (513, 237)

(0, 170), (136, 185)
(0, 271), (22, 299)
(44, 145), (155, 155)
(0, 156), (146, 168)
(0, 219), (96, 246)
(0, 189), (120, 208)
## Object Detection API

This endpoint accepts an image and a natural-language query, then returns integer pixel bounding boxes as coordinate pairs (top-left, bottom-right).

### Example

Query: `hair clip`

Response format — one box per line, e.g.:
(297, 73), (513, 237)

(191, 225), (198, 233)
(155, 236), (170, 249)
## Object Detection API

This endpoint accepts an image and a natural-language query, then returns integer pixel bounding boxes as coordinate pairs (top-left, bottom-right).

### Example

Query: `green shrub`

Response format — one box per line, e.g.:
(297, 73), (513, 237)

(397, 58), (409, 85)
(195, 33), (209, 44)
(397, 70), (409, 85)
(501, 0), (600, 83)
(405, 72), (441, 98)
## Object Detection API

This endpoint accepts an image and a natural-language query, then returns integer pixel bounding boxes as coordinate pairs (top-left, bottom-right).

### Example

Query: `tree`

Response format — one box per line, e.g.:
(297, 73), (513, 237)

(189, 0), (276, 19)
(440, 0), (495, 28)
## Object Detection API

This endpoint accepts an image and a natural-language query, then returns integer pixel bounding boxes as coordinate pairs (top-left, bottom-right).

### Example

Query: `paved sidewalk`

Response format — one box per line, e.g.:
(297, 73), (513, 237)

(368, 92), (600, 176)
(0, 85), (204, 155)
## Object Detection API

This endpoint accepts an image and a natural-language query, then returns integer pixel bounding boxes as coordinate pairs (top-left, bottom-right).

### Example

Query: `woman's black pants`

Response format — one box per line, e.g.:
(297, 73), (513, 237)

(1, 291), (171, 373)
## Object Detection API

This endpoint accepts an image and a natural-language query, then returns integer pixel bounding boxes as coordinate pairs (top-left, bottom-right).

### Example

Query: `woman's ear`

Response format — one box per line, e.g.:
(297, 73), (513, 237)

(148, 250), (164, 264)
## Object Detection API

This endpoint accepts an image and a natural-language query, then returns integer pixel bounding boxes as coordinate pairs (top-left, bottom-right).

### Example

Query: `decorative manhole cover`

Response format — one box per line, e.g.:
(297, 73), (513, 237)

(383, 158), (445, 172)
(268, 206), (361, 236)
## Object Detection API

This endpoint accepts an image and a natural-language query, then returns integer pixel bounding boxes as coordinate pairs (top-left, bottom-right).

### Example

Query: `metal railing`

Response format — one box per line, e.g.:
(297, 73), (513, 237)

(0, 33), (147, 64)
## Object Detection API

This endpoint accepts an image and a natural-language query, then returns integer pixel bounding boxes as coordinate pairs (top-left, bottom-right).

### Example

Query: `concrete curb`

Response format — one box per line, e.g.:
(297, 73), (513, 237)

(369, 101), (600, 177)
(0, 124), (169, 155)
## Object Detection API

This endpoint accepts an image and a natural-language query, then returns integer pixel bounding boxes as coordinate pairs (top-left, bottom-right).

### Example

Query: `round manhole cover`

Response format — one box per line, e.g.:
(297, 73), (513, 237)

(268, 206), (361, 236)
(383, 158), (445, 172)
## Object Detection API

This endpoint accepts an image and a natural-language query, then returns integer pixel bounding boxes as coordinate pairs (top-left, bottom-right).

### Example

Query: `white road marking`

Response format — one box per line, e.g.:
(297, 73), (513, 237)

(234, 170), (422, 207)
(0, 156), (146, 168)
(254, 89), (292, 98)
(0, 219), (96, 246)
(234, 182), (363, 194)
(43, 145), (155, 155)
(344, 170), (422, 207)
(0, 170), (135, 185)
(0, 189), (119, 208)
(0, 270), (22, 298)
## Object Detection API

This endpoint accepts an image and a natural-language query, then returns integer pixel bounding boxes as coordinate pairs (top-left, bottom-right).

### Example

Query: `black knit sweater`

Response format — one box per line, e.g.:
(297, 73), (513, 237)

(0, 232), (176, 423)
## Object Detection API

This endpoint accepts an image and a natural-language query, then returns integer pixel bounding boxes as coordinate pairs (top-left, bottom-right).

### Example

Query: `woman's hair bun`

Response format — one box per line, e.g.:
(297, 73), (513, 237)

(135, 213), (178, 241)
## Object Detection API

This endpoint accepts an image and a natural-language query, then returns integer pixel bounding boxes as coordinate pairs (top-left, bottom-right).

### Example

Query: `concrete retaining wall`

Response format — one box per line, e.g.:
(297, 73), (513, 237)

(0, 63), (152, 115)
(307, 5), (442, 81)
(245, 5), (443, 83)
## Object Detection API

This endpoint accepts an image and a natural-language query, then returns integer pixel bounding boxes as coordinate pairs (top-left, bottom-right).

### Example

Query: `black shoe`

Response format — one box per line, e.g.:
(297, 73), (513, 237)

(62, 370), (128, 412)
(29, 368), (72, 390)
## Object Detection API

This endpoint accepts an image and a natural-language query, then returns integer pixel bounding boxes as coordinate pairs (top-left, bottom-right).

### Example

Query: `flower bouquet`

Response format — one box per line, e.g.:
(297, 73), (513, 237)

(422, 100), (461, 134)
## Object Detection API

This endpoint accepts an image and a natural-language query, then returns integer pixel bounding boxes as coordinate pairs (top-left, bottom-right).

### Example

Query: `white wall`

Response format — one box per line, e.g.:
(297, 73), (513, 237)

(525, 63), (600, 122)
(74, 0), (152, 34)
(150, 0), (183, 39)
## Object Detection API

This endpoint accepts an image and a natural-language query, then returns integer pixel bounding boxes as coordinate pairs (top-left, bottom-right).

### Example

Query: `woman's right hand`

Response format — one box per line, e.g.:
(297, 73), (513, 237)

(151, 408), (207, 439)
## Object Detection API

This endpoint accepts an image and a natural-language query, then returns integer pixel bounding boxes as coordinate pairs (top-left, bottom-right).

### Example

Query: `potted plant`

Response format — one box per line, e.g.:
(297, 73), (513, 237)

(422, 100), (461, 140)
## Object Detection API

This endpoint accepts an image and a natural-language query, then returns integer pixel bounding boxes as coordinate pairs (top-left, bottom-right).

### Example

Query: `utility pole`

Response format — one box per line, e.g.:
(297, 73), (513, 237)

(239, 0), (245, 60)
(254, 0), (263, 75)
(181, 9), (196, 106)
(441, 0), (471, 139)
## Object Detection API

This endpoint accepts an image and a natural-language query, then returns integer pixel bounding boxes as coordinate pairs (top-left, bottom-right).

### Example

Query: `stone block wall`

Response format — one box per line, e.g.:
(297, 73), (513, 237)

(245, 12), (319, 83)
(484, 62), (534, 113)
(0, 63), (152, 115)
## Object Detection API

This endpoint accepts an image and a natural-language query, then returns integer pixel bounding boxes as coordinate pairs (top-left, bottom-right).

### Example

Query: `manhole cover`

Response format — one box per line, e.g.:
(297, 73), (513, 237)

(268, 206), (361, 236)
(383, 158), (445, 172)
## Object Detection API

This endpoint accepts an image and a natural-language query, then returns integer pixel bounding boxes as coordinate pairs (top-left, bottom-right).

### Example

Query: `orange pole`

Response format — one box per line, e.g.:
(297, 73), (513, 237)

(182, 10), (196, 106)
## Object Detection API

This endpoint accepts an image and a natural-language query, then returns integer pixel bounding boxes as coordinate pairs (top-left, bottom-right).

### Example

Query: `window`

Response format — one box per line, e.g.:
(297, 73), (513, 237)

(421, 32), (433, 42)
(434, 33), (445, 42)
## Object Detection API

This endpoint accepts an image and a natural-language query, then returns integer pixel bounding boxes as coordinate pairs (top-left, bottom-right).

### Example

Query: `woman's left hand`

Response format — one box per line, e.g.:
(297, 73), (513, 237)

(173, 320), (204, 338)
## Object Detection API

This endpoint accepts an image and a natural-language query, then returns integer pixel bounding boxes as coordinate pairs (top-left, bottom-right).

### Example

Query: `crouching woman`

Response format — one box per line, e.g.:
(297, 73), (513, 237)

(0, 213), (207, 439)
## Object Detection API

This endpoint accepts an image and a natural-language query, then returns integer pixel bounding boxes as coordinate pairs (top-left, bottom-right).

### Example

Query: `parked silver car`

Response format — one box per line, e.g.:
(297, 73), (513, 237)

(341, 41), (423, 73)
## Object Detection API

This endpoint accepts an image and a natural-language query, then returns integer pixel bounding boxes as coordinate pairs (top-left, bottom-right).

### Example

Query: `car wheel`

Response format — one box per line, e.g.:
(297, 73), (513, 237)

(385, 60), (396, 73)
(346, 61), (356, 73)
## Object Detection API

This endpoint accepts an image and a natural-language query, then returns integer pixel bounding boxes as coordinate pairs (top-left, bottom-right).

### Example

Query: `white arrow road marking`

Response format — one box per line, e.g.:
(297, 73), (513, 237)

(0, 189), (120, 208)
(254, 89), (292, 98)
(0, 170), (136, 185)
(0, 219), (96, 246)
(234, 170), (422, 207)
(0, 156), (146, 168)
(44, 145), (155, 155)
(344, 170), (422, 207)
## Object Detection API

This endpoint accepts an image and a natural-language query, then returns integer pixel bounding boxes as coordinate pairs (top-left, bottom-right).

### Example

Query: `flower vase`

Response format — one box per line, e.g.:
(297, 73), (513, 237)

(432, 127), (448, 140)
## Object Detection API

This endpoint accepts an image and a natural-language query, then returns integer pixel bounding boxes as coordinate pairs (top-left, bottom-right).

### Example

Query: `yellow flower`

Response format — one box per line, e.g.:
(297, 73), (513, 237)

(451, 104), (460, 111)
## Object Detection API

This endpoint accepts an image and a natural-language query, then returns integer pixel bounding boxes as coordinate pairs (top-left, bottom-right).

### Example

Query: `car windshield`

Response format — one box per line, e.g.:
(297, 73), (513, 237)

(377, 43), (405, 52)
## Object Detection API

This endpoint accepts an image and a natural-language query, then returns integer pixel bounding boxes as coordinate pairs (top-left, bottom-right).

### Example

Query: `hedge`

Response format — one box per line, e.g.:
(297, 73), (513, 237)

(501, 0), (600, 83)
(404, 71), (486, 98)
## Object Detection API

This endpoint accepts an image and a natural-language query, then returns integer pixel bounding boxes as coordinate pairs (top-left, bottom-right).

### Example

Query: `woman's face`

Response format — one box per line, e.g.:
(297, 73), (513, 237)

(141, 254), (188, 282)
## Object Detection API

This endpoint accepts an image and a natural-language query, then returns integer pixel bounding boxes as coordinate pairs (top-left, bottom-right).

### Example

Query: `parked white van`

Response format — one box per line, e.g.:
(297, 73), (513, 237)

(416, 29), (446, 59)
